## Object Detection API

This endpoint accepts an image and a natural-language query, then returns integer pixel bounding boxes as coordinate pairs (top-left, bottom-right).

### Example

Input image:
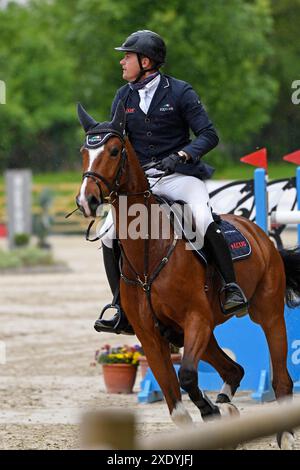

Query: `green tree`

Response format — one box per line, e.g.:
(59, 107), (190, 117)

(70, 0), (277, 164)
(0, 0), (277, 171)
(256, 0), (300, 160)
(0, 0), (77, 171)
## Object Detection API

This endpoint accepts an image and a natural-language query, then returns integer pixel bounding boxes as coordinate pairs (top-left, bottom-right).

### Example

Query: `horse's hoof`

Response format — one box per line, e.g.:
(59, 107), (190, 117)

(277, 431), (295, 450)
(218, 403), (240, 419)
(216, 393), (231, 404)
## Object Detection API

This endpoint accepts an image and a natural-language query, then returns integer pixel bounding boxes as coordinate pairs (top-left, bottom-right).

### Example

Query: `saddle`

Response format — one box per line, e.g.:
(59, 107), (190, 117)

(156, 197), (251, 265)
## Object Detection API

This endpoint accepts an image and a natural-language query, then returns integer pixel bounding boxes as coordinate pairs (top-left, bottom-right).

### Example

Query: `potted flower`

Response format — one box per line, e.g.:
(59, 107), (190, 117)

(95, 344), (142, 394)
(139, 343), (182, 379)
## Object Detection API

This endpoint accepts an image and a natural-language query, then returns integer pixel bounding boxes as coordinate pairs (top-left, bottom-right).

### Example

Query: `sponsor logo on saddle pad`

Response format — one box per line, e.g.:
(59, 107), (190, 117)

(220, 220), (251, 260)
(200, 221), (251, 263)
(230, 241), (247, 250)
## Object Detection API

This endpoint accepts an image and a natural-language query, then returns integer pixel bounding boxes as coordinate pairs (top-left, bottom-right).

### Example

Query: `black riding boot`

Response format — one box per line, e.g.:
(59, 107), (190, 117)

(94, 243), (134, 335)
(204, 222), (248, 316)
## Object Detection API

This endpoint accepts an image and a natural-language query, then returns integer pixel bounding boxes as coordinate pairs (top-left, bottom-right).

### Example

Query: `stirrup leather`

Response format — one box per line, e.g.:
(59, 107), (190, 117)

(219, 282), (248, 317)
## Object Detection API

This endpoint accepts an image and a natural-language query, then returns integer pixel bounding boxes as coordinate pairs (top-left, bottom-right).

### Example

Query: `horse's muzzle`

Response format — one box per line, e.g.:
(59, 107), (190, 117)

(76, 194), (101, 217)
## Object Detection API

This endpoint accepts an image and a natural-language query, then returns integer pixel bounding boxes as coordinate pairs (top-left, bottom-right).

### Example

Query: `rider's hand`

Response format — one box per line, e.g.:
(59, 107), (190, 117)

(156, 153), (183, 174)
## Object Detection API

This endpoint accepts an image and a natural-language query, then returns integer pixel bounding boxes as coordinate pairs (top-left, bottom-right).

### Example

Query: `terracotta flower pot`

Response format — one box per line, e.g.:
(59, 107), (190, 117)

(139, 353), (182, 379)
(102, 363), (137, 394)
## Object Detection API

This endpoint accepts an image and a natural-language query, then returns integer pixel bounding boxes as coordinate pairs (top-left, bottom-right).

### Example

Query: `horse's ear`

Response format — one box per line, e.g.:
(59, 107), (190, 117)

(77, 103), (98, 133)
(111, 100), (126, 135)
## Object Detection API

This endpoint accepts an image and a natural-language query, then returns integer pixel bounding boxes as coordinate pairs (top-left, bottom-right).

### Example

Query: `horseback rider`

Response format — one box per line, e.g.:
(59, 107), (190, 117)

(94, 30), (248, 335)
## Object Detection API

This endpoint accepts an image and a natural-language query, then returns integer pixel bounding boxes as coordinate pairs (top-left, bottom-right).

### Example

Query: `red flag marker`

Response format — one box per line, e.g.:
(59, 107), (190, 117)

(283, 150), (300, 165)
(240, 148), (268, 170)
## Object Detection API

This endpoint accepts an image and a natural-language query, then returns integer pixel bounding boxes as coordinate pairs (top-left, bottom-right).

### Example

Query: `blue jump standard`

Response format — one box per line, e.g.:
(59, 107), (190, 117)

(254, 167), (300, 398)
(138, 364), (181, 404)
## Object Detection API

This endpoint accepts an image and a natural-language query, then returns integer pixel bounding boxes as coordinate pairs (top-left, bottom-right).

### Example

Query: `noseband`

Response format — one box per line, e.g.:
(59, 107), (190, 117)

(82, 130), (127, 202)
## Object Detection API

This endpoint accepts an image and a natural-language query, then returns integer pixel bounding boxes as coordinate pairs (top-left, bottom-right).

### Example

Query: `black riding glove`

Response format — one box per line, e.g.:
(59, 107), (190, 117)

(157, 153), (183, 174)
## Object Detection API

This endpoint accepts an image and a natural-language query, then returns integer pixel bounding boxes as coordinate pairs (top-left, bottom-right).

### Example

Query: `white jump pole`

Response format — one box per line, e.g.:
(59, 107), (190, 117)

(271, 210), (300, 225)
(269, 166), (300, 243)
(282, 150), (300, 244)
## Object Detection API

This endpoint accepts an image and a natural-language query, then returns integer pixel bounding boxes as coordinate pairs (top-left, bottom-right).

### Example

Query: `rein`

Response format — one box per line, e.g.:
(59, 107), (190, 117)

(117, 191), (179, 330)
(117, 192), (178, 291)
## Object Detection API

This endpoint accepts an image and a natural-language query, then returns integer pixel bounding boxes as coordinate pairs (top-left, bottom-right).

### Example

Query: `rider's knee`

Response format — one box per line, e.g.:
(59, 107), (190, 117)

(102, 237), (113, 249)
(101, 225), (116, 249)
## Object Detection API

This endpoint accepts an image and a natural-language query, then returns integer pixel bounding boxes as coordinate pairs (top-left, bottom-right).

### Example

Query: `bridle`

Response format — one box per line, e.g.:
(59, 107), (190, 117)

(81, 130), (151, 241)
(82, 129), (128, 204)
(82, 130), (153, 205)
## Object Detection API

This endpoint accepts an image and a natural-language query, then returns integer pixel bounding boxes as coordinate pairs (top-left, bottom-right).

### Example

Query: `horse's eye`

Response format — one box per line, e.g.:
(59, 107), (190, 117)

(110, 147), (119, 157)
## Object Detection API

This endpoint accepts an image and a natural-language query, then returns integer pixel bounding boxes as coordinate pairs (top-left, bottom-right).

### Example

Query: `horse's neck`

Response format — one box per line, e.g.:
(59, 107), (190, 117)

(113, 139), (170, 275)
(122, 139), (149, 194)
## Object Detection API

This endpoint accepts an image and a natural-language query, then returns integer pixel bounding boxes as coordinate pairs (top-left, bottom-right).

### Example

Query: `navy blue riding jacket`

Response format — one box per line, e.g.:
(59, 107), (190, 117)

(111, 74), (219, 180)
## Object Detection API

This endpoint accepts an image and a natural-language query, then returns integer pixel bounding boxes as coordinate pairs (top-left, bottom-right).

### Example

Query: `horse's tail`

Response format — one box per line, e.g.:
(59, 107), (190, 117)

(279, 246), (300, 308)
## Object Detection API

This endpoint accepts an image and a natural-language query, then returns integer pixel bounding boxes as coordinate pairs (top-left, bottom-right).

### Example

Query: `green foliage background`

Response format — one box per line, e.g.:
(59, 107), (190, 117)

(0, 0), (299, 172)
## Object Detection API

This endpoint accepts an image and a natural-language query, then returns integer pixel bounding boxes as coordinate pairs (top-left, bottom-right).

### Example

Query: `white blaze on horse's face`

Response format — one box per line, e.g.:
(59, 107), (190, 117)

(78, 146), (104, 217)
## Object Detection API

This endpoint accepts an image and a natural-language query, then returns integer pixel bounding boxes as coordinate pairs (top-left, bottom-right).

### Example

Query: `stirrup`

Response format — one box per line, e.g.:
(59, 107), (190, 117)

(94, 303), (134, 335)
(219, 282), (248, 317)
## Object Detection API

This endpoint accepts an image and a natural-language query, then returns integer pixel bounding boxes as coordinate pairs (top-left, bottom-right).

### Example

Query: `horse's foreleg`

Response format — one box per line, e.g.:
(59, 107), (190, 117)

(178, 313), (220, 421)
(202, 333), (244, 403)
(132, 314), (193, 428)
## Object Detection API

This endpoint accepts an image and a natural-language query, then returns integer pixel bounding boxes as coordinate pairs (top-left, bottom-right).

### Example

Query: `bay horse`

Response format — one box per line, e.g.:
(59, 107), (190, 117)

(76, 101), (300, 449)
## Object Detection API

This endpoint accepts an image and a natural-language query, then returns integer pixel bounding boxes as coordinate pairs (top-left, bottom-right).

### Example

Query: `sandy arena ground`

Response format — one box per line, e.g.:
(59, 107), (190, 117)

(0, 233), (300, 450)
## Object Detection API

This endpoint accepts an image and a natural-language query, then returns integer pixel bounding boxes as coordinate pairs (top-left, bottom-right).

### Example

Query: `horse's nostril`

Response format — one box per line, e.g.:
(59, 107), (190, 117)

(87, 194), (100, 214)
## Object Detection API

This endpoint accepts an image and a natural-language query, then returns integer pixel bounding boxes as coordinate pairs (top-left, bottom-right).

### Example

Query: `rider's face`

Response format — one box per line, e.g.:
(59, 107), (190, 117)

(120, 52), (140, 82)
(120, 53), (152, 83)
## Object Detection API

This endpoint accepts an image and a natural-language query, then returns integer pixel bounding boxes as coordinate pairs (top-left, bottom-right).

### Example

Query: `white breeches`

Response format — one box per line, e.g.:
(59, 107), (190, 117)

(101, 171), (214, 250)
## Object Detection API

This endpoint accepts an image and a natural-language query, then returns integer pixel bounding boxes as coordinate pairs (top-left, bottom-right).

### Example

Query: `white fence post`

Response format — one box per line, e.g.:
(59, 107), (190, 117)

(0, 80), (6, 104)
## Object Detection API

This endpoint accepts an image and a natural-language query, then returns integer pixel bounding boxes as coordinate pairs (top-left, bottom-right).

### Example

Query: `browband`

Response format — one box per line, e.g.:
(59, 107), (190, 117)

(85, 129), (125, 149)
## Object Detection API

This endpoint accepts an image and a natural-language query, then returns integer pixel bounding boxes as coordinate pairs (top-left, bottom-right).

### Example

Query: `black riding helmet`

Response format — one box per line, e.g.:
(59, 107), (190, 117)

(115, 30), (166, 82)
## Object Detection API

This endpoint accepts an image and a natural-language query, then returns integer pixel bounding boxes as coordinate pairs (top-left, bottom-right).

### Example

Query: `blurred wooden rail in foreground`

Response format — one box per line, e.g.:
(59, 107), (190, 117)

(80, 400), (300, 450)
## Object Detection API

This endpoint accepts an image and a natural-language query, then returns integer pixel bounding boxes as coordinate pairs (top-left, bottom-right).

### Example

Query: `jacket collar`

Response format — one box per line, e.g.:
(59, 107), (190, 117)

(146, 74), (170, 115)
(128, 74), (170, 115)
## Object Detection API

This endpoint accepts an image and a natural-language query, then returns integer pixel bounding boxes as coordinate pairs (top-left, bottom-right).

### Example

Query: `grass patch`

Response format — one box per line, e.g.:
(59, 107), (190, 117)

(33, 172), (80, 184)
(0, 164), (297, 186)
(31, 164), (298, 182)
(0, 247), (56, 270)
(216, 163), (296, 180)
